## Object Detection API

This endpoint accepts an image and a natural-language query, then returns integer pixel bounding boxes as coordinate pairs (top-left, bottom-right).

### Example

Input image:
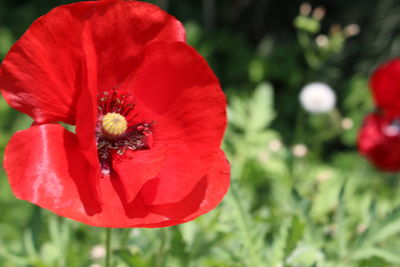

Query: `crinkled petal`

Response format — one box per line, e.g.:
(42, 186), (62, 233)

(132, 41), (220, 115)
(127, 42), (227, 205)
(358, 113), (400, 172)
(149, 150), (230, 225)
(1, 1), (230, 228)
(89, 148), (229, 227)
(371, 58), (400, 117)
(0, 0), (185, 124)
(111, 145), (168, 203)
(4, 125), (229, 228)
(4, 124), (101, 216)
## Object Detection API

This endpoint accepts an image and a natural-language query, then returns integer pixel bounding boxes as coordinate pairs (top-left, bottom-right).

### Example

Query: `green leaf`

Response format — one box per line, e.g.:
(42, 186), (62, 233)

(358, 205), (400, 248)
(228, 95), (248, 129)
(286, 244), (325, 267)
(249, 59), (265, 83)
(311, 172), (341, 220)
(336, 182), (348, 258)
(23, 230), (39, 262)
(351, 247), (400, 264)
(268, 217), (291, 266)
(114, 249), (149, 267)
(169, 227), (190, 266)
(0, 27), (14, 58)
(294, 16), (321, 33)
(247, 82), (275, 132)
(285, 216), (305, 258)
(348, 204), (400, 263)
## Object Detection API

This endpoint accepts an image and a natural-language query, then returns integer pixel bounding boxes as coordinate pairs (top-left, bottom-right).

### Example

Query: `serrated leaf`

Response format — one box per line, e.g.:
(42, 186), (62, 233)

(349, 204), (400, 263)
(368, 206), (400, 244)
(358, 205), (400, 248)
(286, 244), (325, 267)
(285, 216), (305, 258)
(0, 244), (28, 266)
(247, 83), (275, 132)
(351, 247), (400, 264)
(268, 217), (291, 266)
(311, 174), (341, 220)
(228, 96), (248, 129)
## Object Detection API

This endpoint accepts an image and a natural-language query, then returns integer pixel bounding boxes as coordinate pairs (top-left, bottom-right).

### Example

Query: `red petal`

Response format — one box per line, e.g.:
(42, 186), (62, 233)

(0, 0), (185, 124)
(4, 124), (101, 216)
(127, 42), (227, 205)
(110, 144), (168, 203)
(74, 78), (102, 200)
(91, 149), (229, 227)
(358, 113), (400, 172)
(132, 41), (222, 115)
(371, 58), (400, 117)
(149, 150), (230, 225)
(5, 124), (229, 227)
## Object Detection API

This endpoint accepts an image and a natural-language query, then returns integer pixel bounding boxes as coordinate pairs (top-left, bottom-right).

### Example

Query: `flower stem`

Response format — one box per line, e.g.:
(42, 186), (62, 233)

(105, 228), (112, 267)
(156, 228), (168, 267)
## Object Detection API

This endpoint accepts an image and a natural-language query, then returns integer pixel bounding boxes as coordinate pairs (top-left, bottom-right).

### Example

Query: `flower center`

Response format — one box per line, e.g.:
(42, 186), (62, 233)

(96, 90), (153, 176)
(101, 112), (128, 136)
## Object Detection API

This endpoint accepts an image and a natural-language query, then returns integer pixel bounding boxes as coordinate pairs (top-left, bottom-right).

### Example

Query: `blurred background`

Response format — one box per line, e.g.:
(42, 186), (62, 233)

(1, 0), (400, 266)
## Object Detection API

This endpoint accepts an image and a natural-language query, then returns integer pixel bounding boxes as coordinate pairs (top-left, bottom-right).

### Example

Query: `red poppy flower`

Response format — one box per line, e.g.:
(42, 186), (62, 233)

(358, 113), (400, 172)
(0, 0), (229, 228)
(370, 58), (400, 117)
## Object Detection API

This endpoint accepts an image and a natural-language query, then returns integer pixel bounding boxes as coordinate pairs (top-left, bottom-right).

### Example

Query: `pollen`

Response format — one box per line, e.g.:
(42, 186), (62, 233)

(101, 112), (128, 136)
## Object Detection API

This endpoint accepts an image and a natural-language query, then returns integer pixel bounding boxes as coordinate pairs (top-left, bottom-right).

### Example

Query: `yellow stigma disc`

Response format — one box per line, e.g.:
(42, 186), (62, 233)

(102, 112), (128, 136)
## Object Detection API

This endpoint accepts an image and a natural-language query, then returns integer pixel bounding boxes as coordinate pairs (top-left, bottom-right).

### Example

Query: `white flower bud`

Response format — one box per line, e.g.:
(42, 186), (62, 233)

(316, 170), (333, 182)
(312, 6), (326, 20)
(344, 24), (360, 37)
(315, 34), (329, 47)
(341, 118), (353, 130)
(258, 151), (270, 163)
(268, 139), (283, 152)
(300, 3), (312, 16)
(292, 144), (308, 158)
(299, 82), (336, 114)
(90, 245), (106, 260)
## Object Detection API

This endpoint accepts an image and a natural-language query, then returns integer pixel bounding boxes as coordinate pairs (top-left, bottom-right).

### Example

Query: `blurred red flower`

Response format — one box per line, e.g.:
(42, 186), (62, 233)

(0, 0), (229, 227)
(371, 58), (400, 117)
(358, 113), (400, 172)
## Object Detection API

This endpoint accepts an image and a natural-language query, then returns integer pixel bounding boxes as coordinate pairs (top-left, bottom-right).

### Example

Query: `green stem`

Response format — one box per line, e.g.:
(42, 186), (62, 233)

(156, 228), (168, 267)
(297, 31), (320, 69)
(312, 109), (344, 144)
(120, 228), (132, 247)
(105, 228), (112, 267)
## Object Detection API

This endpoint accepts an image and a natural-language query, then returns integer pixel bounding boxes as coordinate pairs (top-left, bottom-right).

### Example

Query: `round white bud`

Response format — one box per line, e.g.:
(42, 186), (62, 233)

(299, 82), (336, 114)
